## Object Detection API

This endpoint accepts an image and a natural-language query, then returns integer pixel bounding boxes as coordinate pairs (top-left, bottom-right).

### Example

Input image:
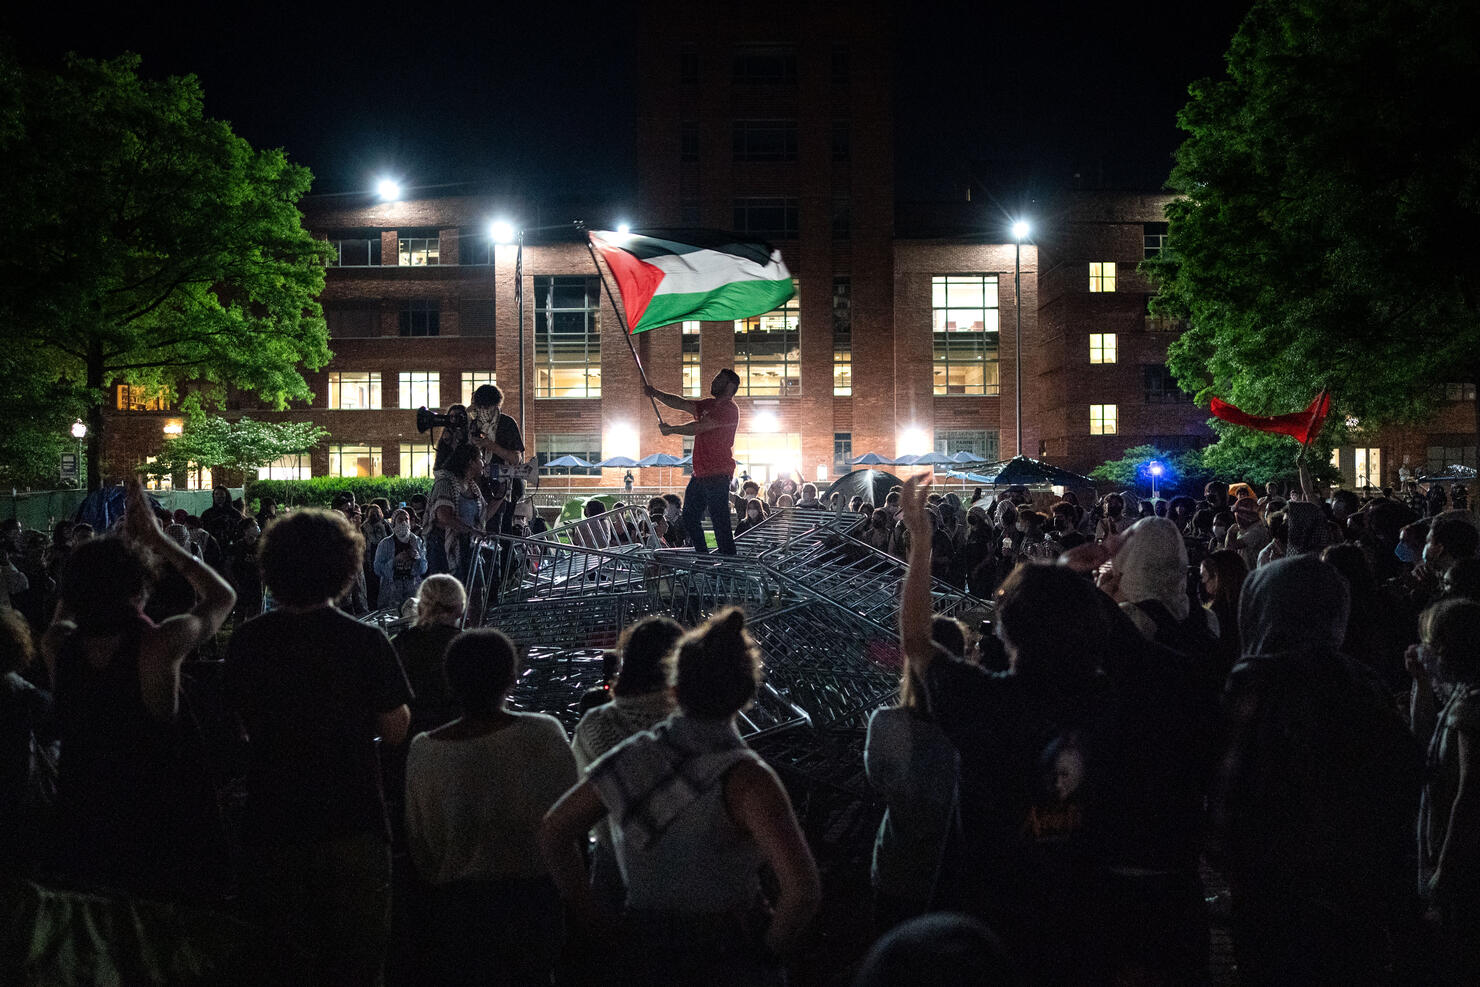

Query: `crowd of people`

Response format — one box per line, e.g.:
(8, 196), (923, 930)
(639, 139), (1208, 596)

(0, 461), (1477, 985)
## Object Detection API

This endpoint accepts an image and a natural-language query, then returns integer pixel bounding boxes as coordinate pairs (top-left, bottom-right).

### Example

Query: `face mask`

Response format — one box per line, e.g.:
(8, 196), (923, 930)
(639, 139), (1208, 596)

(1213, 525), (1228, 539)
(394, 522), (412, 540)
(1395, 542), (1420, 564)
(747, 510), (761, 520)
(664, 505), (680, 523)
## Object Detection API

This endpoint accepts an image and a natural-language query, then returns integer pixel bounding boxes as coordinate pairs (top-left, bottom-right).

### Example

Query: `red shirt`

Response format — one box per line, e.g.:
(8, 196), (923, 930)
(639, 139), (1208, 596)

(691, 398), (739, 478)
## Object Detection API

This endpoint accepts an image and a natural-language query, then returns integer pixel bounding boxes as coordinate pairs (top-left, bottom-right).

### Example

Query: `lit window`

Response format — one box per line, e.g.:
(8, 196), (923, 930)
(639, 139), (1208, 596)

(258, 454), (310, 480)
(1090, 404), (1118, 435)
(1089, 333), (1117, 364)
(144, 456), (171, 490)
(460, 372), (497, 406)
(398, 371), (440, 410)
(732, 432), (802, 483)
(681, 322), (703, 397)
(327, 371), (382, 410)
(398, 237), (440, 266)
(399, 446), (436, 479)
(399, 300), (440, 337)
(1089, 262), (1117, 292)
(183, 464), (213, 491)
(735, 284), (800, 397)
(1354, 447), (1382, 489)
(1426, 437), (1478, 475)
(116, 384), (170, 411)
(329, 444), (382, 478)
(931, 274), (1000, 396)
(833, 335), (852, 396)
(534, 276), (601, 398)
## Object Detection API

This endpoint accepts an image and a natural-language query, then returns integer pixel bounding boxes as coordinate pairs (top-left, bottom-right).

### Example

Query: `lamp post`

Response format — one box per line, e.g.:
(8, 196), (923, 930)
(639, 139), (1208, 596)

(1149, 461), (1164, 500)
(70, 419), (86, 487)
(1011, 220), (1030, 457)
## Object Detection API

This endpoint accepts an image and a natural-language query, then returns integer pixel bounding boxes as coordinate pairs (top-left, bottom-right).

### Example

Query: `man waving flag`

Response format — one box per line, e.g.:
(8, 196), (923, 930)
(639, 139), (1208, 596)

(587, 229), (795, 333)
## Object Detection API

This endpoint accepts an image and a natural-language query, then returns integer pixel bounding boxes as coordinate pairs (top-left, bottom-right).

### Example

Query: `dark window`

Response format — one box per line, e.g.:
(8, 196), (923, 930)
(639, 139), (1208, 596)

(680, 121), (699, 162)
(1144, 222), (1170, 258)
(831, 192), (851, 240)
(459, 298), (495, 337)
(1143, 364), (1191, 403)
(1427, 436), (1478, 475)
(327, 233), (381, 267)
(831, 44), (850, 85)
(680, 45), (699, 83)
(834, 432), (852, 469)
(539, 433), (602, 476)
(733, 197), (799, 239)
(399, 300), (440, 337)
(733, 120), (797, 161)
(831, 120), (850, 162)
(1434, 382), (1478, 402)
(325, 303), (378, 338)
(460, 229), (492, 265)
(733, 45), (797, 84)
(832, 278), (851, 334)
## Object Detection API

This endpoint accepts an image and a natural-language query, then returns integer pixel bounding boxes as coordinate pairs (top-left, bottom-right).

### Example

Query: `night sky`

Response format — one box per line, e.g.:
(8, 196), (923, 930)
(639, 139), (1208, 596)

(8, 1), (1249, 209)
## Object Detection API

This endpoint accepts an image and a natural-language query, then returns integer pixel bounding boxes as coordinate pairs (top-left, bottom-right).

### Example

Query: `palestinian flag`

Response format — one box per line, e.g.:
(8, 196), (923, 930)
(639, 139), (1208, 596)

(588, 229), (795, 333)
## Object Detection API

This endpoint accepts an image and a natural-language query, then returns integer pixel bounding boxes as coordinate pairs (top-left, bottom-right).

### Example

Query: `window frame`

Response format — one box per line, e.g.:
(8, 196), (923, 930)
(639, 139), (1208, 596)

(931, 274), (1001, 397)
(326, 371), (383, 410)
(397, 371), (441, 411)
(398, 300), (441, 338)
(1089, 404), (1119, 435)
(734, 284), (801, 398)
(538, 432), (603, 476)
(1088, 333), (1117, 364)
(328, 443), (383, 478)
(533, 275), (602, 399)
(732, 119), (798, 162)
(397, 236), (440, 267)
(460, 371), (497, 407)
(1089, 262), (1117, 293)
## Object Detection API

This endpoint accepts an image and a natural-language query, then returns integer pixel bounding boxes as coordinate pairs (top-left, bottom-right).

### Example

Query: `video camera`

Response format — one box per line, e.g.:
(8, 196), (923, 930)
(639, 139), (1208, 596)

(416, 405), (468, 434)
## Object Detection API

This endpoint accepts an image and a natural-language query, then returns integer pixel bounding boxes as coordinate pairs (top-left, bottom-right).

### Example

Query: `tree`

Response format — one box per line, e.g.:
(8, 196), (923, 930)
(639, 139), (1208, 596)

(1146, 0), (1480, 473)
(0, 52), (331, 489)
(141, 414), (327, 482)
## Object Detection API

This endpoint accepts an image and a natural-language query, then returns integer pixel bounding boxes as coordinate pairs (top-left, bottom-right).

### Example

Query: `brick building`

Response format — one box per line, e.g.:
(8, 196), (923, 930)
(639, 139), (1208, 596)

(99, 7), (1475, 494)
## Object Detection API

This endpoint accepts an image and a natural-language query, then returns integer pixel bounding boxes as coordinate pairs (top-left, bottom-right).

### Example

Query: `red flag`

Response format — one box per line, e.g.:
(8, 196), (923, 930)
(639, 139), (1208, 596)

(1209, 390), (1331, 445)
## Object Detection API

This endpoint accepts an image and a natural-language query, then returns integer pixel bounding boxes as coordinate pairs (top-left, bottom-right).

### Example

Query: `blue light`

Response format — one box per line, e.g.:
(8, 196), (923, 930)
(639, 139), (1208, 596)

(1148, 461), (1165, 477)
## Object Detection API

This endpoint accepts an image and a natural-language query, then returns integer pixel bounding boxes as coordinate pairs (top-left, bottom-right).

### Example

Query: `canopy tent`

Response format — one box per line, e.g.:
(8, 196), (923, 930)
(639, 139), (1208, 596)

(847, 452), (894, 466)
(972, 455), (1096, 489)
(73, 487), (164, 530)
(823, 469), (903, 510)
(1419, 465), (1476, 483)
(951, 450), (991, 464)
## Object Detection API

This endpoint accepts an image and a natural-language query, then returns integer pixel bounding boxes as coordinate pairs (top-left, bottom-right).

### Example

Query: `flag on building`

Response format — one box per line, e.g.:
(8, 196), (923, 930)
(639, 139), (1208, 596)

(588, 229), (794, 333)
(1209, 389), (1332, 445)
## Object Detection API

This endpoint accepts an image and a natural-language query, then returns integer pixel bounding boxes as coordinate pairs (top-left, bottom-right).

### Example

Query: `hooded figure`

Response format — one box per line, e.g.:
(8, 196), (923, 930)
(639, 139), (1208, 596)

(1114, 517), (1192, 623)
(1213, 553), (1422, 985)
(1283, 501), (1330, 557)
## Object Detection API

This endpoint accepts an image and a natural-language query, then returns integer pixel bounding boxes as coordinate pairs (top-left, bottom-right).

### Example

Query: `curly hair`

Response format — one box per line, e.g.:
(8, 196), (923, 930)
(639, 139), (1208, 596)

(258, 509), (364, 608)
(669, 607), (762, 719)
(613, 615), (685, 697)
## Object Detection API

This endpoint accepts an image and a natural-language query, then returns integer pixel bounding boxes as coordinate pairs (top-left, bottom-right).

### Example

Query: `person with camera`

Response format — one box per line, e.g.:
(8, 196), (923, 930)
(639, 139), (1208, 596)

(425, 445), (500, 584)
(468, 384), (527, 592)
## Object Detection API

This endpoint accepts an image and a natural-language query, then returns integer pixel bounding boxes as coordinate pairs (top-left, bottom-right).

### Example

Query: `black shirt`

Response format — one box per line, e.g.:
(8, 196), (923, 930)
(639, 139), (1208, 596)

(225, 607), (413, 846)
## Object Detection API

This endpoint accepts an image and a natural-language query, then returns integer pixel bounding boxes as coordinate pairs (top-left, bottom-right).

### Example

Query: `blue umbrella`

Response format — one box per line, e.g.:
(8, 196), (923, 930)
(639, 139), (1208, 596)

(892, 454), (921, 466)
(849, 452), (893, 466)
(595, 455), (640, 468)
(543, 455), (594, 469)
(911, 451), (957, 467)
(635, 452), (684, 467)
(951, 450), (989, 464)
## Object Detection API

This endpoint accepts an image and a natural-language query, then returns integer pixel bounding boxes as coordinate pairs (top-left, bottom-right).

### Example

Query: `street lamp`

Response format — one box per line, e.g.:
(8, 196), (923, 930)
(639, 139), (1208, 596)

(70, 420), (86, 486)
(1011, 219), (1030, 457)
(1148, 460), (1165, 500)
(376, 178), (401, 202)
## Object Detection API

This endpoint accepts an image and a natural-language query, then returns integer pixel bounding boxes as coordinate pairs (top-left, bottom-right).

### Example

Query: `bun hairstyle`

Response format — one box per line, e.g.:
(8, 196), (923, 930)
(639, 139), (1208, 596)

(671, 607), (762, 719)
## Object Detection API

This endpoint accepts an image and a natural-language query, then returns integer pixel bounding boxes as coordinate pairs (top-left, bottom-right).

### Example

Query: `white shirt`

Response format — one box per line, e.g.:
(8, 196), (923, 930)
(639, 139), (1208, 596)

(405, 712), (577, 885)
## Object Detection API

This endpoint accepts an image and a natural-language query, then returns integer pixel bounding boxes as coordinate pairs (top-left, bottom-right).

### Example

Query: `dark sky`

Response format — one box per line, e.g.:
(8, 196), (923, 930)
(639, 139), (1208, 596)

(7, 1), (1249, 208)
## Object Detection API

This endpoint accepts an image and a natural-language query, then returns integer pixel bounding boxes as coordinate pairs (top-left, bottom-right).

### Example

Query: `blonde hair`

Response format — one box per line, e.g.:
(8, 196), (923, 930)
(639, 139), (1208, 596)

(413, 574), (467, 627)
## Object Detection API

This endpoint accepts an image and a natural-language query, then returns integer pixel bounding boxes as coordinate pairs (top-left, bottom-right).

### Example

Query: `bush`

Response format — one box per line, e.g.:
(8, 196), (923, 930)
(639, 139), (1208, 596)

(244, 476), (435, 511)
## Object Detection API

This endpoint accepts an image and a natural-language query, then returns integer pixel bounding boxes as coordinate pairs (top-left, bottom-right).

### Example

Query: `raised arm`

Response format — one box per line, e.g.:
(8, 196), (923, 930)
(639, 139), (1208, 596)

(125, 479), (236, 718)
(642, 382), (697, 416)
(899, 475), (935, 674)
(659, 417), (726, 437)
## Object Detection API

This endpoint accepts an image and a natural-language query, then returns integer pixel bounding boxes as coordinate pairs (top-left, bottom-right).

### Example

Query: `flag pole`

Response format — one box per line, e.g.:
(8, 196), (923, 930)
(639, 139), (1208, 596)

(582, 232), (666, 425)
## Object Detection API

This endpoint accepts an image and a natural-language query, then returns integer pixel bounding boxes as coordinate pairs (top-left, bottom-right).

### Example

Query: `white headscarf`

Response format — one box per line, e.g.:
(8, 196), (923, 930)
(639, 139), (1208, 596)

(1112, 516), (1190, 621)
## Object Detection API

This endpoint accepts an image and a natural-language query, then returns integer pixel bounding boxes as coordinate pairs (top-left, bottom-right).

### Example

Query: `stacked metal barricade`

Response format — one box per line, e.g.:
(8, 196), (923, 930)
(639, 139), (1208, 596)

(484, 506), (991, 806)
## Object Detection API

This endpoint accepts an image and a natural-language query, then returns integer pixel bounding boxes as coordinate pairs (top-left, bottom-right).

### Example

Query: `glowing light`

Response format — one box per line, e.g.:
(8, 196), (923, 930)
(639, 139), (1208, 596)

(376, 178), (401, 202)
(1011, 220), (1030, 240)
(162, 420), (184, 437)
(898, 427), (931, 457)
(752, 411), (780, 433)
(616, 223), (631, 234)
(816, 464), (828, 481)
(605, 421), (639, 461)
(1148, 461), (1165, 477)
(490, 220), (517, 244)
(70, 420), (87, 440)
